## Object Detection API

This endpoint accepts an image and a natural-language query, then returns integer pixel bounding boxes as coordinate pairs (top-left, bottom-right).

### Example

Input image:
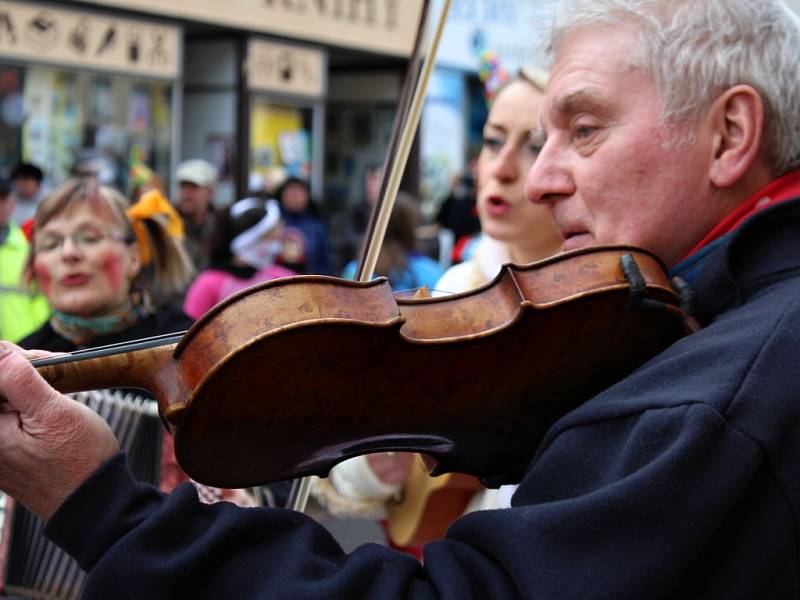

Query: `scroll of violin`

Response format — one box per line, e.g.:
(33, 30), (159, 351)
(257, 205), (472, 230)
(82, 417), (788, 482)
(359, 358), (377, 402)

(34, 246), (691, 488)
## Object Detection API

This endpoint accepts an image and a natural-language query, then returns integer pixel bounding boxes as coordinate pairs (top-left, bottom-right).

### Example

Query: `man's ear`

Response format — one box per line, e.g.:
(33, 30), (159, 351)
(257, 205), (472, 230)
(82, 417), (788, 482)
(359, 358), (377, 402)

(708, 85), (765, 188)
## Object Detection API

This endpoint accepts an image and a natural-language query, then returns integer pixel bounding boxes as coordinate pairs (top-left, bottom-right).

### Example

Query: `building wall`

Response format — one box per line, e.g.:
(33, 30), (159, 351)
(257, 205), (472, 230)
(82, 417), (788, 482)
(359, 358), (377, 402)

(182, 39), (240, 206)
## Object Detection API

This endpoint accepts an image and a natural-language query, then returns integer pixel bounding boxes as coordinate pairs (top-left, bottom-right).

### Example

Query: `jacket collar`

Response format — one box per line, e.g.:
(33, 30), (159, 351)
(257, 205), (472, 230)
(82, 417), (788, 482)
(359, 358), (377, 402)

(674, 197), (800, 325)
(685, 170), (800, 257)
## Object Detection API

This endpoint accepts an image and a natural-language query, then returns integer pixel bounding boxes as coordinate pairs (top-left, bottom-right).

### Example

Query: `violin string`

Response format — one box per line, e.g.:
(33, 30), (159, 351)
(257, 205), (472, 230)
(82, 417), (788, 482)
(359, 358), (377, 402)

(29, 331), (186, 367)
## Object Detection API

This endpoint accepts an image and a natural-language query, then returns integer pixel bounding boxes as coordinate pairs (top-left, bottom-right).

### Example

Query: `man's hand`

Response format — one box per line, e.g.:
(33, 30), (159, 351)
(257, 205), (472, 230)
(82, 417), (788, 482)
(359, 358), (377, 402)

(0, 342), (119, 521)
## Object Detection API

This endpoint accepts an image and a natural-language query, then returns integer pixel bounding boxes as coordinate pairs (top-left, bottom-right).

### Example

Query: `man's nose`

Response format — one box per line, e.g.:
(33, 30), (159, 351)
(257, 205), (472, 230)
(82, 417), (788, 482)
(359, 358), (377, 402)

(525, 140), (575, 205)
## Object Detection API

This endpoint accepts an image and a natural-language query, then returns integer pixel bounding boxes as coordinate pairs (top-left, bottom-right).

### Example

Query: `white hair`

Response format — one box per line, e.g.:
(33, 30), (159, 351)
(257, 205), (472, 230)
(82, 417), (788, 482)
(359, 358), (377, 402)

(542, 0), (800, 175)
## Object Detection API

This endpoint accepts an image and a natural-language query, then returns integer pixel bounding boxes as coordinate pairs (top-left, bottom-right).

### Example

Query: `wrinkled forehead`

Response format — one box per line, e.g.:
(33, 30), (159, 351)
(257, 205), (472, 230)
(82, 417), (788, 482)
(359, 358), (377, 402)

(542, 25), (653, 124)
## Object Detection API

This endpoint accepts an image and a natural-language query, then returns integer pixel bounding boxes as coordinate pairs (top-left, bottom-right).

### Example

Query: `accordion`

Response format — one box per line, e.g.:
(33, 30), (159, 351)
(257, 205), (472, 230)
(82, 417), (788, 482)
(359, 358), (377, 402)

(1, 390), (161, 600)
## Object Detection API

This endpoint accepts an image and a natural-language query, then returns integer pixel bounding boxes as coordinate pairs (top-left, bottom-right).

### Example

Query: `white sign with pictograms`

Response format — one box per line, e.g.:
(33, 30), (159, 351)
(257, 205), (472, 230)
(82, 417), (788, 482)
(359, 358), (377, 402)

(80, 0), (422, 57)
(247, 38), (326, 98)
(0, 0), (180, 79)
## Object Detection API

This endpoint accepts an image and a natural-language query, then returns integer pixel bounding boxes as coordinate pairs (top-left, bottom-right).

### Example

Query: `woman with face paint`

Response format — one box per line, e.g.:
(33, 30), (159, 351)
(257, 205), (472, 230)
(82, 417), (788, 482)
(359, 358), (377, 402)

(182, 197), (296, 320)
(20, 177), (193, 351)
(4, 179), (254, 599)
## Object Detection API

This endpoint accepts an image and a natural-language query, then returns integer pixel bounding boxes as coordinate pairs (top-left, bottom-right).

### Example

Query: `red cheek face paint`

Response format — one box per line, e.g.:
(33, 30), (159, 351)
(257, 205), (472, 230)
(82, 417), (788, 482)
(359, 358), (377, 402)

(33, 261), (53, 296)
(100, 250), (127, 294)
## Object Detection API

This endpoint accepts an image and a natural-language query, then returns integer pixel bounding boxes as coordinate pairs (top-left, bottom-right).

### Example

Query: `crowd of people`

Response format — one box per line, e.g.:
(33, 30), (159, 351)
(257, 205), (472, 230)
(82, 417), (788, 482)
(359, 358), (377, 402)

(2, 0), (800, 597)
(0, 156), (377, 343)
(0, 133), (490, 352)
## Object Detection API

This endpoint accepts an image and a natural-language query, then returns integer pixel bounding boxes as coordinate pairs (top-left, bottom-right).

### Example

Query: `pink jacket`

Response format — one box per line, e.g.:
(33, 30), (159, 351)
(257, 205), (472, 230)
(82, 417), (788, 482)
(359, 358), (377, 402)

(183, 265), (295, 319)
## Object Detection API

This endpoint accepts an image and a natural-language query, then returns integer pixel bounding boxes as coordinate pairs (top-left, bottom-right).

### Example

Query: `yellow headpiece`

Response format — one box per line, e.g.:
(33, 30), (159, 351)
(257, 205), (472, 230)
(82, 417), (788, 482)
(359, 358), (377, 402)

(126, 189), (185, 265)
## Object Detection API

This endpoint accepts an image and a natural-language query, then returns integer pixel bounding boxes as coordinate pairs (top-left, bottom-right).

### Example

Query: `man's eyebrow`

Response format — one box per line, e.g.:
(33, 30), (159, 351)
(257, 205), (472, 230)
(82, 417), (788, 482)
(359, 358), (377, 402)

(553, 88), (612, 115)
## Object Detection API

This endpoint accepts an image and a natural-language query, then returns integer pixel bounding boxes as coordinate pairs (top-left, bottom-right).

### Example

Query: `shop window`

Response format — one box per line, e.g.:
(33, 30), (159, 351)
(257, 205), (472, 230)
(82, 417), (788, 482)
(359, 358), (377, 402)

(0, 65), (24, 177)
(248, 96), (313, 196)
(0, 63), (172, 197)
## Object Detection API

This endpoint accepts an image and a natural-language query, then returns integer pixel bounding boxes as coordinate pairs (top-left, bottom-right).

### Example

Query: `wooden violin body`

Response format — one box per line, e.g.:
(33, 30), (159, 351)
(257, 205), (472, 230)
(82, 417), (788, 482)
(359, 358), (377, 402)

(37, 246), (689, 488)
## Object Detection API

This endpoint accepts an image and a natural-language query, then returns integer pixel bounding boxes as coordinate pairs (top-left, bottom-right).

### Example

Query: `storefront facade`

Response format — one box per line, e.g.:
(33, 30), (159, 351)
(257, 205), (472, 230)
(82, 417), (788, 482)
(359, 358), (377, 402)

(0, 0), (424, 234)
(246, 37), (327, 199)
(0, 0), (180, 193)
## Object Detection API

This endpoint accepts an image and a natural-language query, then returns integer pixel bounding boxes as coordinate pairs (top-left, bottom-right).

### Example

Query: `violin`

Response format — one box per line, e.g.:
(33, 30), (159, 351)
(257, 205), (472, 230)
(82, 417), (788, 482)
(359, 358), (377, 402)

(34, 245), (691, 488)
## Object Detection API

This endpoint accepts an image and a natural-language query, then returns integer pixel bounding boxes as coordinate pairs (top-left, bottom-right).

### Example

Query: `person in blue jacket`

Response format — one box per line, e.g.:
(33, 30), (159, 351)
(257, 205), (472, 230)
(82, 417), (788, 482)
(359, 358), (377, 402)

(1, 0), (800, 597)
(276, 176), (333, 275)
(341, 191), (444, 292)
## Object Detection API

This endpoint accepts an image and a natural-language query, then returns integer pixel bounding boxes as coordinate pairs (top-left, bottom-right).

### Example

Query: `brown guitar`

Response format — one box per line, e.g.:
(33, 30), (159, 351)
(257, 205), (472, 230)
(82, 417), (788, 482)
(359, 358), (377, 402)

(387, 456), (482, 547)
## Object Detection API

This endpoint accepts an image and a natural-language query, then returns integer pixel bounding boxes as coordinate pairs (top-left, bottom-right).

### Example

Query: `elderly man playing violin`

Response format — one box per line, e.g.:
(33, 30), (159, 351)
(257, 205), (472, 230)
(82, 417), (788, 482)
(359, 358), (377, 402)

(2, 0), (800, 597)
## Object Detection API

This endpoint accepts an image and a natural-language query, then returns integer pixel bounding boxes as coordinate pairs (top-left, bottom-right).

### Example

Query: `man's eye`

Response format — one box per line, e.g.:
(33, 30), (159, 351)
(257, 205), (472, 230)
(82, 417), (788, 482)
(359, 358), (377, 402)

(574, 125), (598, 139)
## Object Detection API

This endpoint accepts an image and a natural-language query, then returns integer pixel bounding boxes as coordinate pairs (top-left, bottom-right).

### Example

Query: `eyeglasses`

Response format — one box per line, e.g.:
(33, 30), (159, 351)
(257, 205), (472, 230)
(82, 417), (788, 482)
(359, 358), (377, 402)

(34, 229), (130, 254)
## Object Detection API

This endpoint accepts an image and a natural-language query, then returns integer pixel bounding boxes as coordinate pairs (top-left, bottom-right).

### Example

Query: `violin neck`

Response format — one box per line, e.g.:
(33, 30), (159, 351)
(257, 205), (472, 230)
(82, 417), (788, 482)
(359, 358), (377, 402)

(33, 332), (183, 398)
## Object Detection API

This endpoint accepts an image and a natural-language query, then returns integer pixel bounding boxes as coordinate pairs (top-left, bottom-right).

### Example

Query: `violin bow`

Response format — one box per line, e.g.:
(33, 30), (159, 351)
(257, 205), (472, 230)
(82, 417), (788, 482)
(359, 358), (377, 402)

(287, 0), (453, 512)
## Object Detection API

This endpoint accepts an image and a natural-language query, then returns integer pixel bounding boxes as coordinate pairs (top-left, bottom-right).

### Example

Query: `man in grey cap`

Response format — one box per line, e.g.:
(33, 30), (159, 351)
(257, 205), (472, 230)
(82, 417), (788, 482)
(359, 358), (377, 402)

(174, 159), (218, 271)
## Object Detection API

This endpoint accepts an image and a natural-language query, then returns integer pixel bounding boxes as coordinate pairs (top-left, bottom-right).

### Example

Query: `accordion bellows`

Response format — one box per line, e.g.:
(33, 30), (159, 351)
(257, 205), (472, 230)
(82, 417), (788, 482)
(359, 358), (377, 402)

(1, 389), (161, 600)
